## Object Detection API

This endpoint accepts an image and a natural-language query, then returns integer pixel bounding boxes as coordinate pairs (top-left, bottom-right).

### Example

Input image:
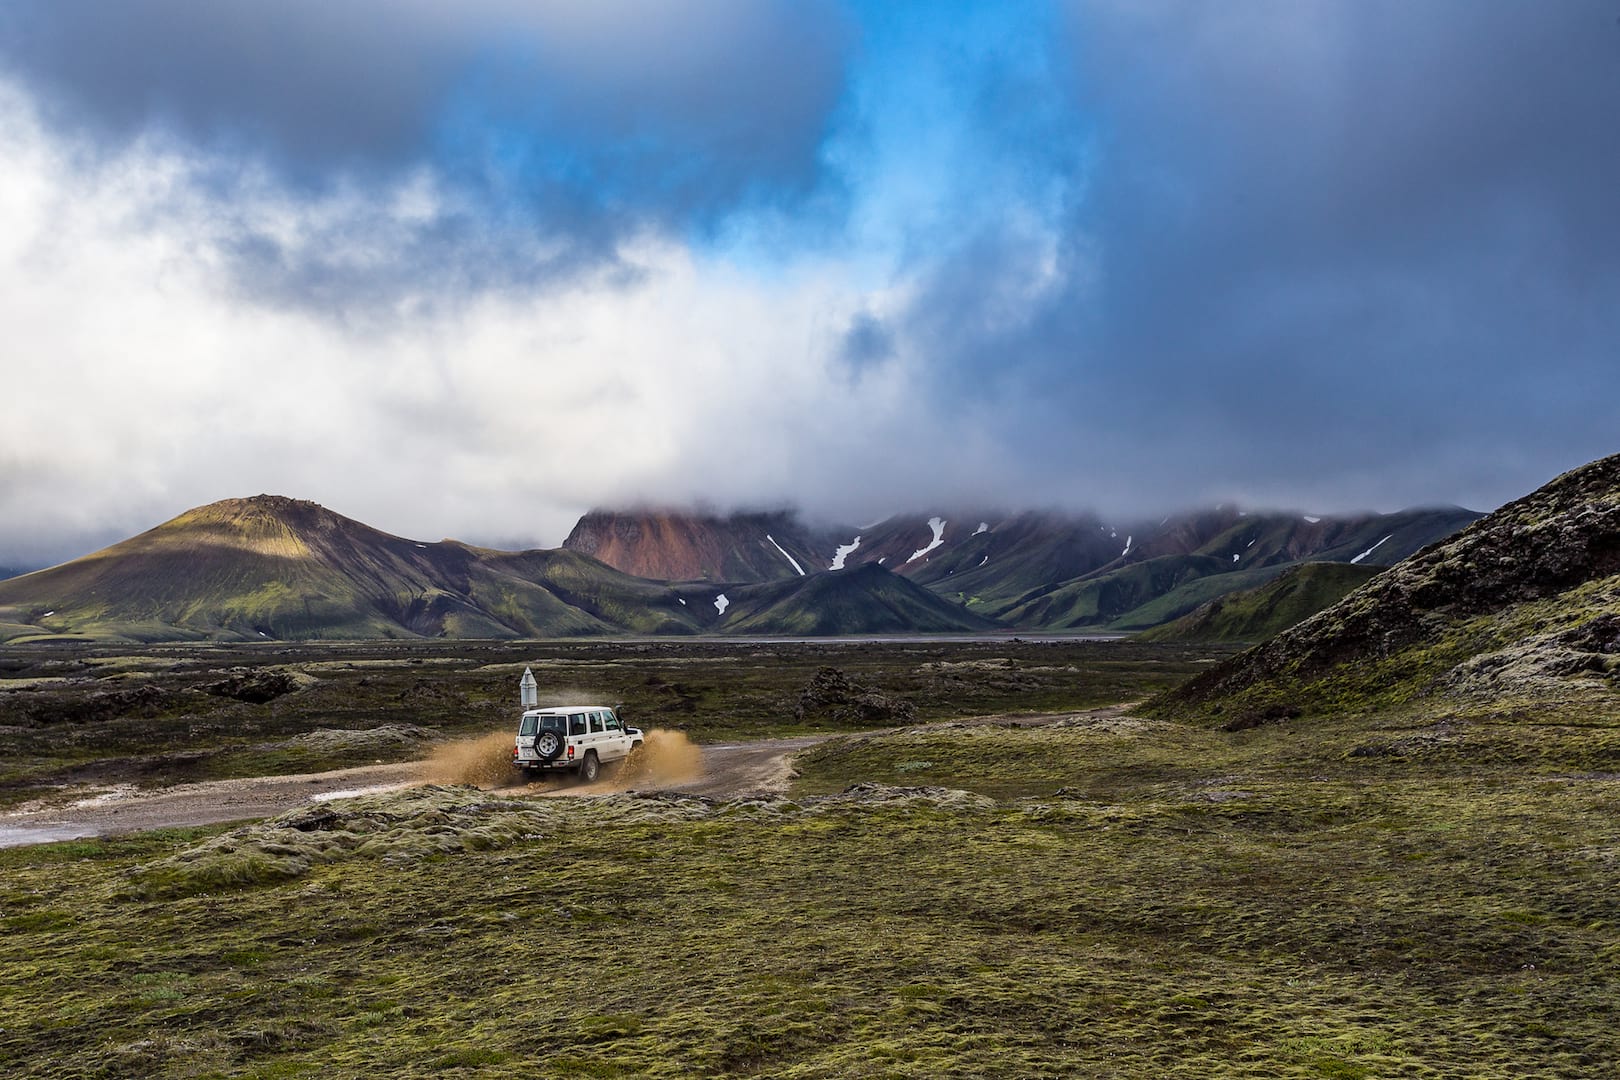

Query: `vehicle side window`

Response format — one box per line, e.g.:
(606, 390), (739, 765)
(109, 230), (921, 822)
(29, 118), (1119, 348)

(569, 713), (587, 736)
(590, 713), (605, 733)
(605, 713), (621, 732)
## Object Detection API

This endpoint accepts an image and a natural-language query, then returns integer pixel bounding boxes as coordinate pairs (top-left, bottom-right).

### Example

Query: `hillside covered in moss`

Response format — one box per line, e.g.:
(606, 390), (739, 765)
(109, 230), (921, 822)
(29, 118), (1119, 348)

(1152, 452), (1620, 722)
(1138, 562), (1383, 644)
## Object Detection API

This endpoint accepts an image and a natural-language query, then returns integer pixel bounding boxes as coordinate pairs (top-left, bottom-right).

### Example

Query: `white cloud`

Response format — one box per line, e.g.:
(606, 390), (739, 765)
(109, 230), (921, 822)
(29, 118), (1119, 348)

(0, 82), (1019, 563)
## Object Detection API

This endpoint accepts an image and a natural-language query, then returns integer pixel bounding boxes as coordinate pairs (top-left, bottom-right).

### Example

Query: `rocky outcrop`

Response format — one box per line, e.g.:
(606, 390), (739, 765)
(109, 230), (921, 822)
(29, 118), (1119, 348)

(794, 666), (916, 726)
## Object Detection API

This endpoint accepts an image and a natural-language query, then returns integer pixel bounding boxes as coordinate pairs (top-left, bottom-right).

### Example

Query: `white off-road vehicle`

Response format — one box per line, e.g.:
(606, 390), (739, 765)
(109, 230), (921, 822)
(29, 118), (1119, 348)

(512, 705), (642, 782)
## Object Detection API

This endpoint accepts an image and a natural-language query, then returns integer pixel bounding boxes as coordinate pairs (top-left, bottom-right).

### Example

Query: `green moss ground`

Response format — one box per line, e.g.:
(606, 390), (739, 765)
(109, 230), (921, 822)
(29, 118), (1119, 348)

(4, 695), (1619, 1077)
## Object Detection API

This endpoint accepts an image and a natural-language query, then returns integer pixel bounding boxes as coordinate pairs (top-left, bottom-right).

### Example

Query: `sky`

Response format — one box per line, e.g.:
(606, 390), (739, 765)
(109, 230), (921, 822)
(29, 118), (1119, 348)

(2, 0), (1618, 564)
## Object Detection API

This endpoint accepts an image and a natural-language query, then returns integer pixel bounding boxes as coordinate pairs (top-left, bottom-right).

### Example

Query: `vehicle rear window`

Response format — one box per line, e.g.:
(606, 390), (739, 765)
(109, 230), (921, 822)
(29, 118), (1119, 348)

(519, 715), (538, 736)
(539, 715), (568, 734)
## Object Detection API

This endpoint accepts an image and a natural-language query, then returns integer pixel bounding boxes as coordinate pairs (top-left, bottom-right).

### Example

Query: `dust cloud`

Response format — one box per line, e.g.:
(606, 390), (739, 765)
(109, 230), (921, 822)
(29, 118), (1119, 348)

(419, 729), (704, 792)
(421, 731), (526, 788)
(612, 729), (704, 789)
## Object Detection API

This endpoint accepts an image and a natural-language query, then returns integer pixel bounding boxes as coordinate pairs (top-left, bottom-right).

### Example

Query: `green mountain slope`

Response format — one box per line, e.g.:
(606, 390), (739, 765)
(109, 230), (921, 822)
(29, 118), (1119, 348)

(717, 562), (1000, 635)
(1138, 562), (1383, 643)
(0, 497), (704, 643)
(1101, 563), (1296, 631)
(998, 555), (1235, 630)
(1150, 452), (1620, 721)
(986, 508), (1478, 632)
(907, 512), (1128, 616)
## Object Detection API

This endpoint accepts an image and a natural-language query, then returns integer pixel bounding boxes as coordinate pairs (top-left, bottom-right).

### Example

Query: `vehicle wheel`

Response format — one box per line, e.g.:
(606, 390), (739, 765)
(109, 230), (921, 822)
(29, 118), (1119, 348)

(578, 751), (601, 784)
(534, 730), (564, 762)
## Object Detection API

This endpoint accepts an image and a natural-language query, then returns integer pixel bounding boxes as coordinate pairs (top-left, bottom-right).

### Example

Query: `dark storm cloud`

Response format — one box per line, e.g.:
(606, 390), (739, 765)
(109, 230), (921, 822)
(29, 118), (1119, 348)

(0, 0), (854, 308)
(901, 0), (1620, 512)
(0, 1), (454, 169)
(1088, 0), (1620, 507)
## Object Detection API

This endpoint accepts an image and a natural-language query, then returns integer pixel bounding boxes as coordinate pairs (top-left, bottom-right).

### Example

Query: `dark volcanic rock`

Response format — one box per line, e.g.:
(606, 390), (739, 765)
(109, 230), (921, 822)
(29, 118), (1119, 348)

(205, 670), (304, 704)
(794, 666), (916, 726)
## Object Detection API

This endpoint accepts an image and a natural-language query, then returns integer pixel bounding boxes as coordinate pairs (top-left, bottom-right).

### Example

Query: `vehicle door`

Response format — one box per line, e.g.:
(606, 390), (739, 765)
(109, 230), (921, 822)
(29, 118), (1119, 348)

(602, 710), (628, 760)
(518, 712), (538, 760)
(571, 710), (596, 760)
(587, 710), (608, 758)
(544, 713), (570, 761)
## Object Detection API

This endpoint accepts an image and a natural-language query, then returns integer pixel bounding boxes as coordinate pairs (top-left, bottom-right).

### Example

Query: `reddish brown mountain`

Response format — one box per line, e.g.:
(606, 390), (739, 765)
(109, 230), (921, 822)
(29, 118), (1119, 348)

(562, 509), (830, 583)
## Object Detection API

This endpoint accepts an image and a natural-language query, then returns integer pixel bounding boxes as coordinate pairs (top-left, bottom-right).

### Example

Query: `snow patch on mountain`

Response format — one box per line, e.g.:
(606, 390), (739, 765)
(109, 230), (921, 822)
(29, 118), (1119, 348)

(829, 536), (862, 571)
(906, 517), (947, 564)
(714, 593), (730, 615)
(1351, 535), (1393, 565)
(765, 534), (805, 576)
(973, 522), (989, 536)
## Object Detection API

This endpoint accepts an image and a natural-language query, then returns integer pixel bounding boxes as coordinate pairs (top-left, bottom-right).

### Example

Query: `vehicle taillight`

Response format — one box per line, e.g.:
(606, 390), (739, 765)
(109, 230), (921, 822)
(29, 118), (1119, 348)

(567, 745), (575, 758)
(512, 746), (519, 758)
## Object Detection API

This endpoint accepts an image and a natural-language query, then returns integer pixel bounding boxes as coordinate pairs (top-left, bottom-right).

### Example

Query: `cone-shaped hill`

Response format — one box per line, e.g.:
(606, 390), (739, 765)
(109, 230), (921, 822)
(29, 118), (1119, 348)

(0, 496), (705, 642)
(1151, 452), (1620, 722)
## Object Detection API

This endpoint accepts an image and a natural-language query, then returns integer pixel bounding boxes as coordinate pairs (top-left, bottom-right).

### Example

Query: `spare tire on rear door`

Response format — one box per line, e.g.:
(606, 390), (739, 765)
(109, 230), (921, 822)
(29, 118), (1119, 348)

(534, 729), (564, 763)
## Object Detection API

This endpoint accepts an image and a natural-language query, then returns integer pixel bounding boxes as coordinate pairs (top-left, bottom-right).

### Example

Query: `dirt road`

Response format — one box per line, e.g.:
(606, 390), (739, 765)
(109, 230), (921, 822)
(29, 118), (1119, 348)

(0, 709), (1127, 849)
(0, 734), (832, 848)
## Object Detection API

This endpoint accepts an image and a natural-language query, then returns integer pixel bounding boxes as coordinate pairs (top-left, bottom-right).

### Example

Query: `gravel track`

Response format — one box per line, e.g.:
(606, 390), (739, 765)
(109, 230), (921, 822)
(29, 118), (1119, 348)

(0, 735), (831, 847)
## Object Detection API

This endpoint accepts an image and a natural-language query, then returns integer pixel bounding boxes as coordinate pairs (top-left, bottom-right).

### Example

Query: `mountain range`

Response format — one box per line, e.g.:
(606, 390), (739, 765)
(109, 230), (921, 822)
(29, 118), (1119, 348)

(562, 504), (1480, 631)
(0, 494), (1483, 643)
(1152, 451), (1620, 722)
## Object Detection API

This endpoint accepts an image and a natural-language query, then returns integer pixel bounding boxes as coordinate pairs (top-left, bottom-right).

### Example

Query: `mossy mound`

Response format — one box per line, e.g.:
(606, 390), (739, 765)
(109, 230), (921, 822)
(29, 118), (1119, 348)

(128, 782), (995, 898)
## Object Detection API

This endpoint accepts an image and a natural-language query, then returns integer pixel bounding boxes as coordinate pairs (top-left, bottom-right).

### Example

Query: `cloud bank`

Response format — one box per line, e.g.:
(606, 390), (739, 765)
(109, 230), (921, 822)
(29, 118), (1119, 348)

(1, 1), (1617, 564)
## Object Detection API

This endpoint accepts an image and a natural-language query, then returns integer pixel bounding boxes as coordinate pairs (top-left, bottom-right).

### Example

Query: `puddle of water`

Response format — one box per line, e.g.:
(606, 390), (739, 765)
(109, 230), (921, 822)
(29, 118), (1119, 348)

(0, 825), (100, 849)
(310, 783), (413, 803)
(70, 784), (138, 809)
